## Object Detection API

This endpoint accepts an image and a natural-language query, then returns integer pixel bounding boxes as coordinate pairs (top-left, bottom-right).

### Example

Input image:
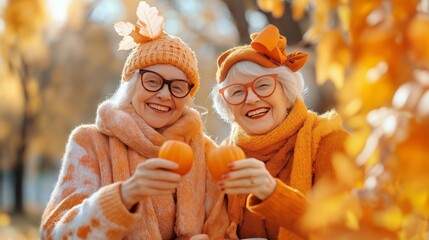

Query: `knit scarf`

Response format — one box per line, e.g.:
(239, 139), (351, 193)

(225, 99), (343, 237)
(95, 100), (206, 239)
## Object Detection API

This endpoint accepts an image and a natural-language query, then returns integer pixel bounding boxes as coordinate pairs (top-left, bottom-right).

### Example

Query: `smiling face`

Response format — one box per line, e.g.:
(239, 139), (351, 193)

(225, 71), (292, 135)
(131, 64), (191, 129)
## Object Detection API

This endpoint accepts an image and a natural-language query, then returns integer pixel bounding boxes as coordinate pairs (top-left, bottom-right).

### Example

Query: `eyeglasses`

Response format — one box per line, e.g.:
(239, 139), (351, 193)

(219, 74), (278, 105)
(139, 69), (194, 98)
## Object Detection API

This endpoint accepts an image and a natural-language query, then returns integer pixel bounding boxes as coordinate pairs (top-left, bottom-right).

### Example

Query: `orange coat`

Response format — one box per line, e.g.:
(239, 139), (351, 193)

(224, 99), (349, 240)
(40, 101), (229, 240)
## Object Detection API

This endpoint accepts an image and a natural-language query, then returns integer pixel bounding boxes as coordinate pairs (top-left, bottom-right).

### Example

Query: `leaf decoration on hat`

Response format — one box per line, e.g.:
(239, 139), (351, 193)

(136, 1), (164, 40)
(117, 35), (138, 50)
(114, 21), (134, 37)
(114, 22), (138, 50)
(114, 1), (164, 51)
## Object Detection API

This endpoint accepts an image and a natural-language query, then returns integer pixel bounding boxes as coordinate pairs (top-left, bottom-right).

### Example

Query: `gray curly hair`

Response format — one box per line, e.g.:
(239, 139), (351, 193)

(211, 61), (305, 123)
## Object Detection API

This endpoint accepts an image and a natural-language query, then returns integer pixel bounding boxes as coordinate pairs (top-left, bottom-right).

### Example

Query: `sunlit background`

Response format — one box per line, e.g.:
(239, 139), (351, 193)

(1, 0), (429, 239)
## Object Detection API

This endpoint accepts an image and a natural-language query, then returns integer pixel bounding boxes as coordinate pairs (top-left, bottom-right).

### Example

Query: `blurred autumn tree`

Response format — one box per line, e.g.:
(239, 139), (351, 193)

(222, 0), (304, 44)
(0, 0), (125, 214)
(257, 0), (429, 239)
(1, 0), (48, 214)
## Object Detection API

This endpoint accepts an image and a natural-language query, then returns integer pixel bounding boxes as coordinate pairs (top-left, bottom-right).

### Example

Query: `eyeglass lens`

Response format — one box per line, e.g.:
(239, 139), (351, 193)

(222, 75), (276, 104)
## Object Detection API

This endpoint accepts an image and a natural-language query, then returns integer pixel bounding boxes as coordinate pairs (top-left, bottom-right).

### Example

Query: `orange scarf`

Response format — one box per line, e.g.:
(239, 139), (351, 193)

(96, 100), (206, 239)
(225, 99), (343, 238)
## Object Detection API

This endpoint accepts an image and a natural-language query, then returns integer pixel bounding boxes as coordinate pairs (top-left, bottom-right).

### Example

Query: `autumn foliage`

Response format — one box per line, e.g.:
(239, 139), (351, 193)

(258, 0), (429, 239)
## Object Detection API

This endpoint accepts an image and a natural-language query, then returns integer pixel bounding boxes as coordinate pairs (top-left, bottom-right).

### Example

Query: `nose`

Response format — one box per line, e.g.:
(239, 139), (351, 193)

(156, 84), (172, 100)
(245, 87), (260, 104)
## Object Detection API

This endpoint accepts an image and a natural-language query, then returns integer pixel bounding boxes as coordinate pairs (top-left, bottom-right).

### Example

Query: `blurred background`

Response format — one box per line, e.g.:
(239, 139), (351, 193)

(1, 0), (429, 239)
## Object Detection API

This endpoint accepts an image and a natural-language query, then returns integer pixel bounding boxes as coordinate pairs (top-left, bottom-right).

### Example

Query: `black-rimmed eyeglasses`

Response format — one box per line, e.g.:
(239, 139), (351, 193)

(139, 69), (194, 98)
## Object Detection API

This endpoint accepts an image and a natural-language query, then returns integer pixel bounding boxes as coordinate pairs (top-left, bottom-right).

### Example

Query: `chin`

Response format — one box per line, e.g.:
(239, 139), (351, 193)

(149, 123), (166, 129)
(241, 119), (273, 135)
(147, 119), (169, 129)
(244, 126), (271, 135)
(253, 129), (270, 135)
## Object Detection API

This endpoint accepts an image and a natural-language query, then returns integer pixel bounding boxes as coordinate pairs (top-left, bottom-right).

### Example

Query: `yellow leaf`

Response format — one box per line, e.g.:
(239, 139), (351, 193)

(3, 0), (46, 49)
(316, 30), (350, 88)
(345, 209), (360, 230)
(346, 58), (396, 114)
(304, 0), (330, 42)
(303, 25), (324, 43)
(410, 191), (429, 216)
(337, 1), (350, 32)
(372, 206), (403, 231)
(342, 98), (363, 119)
(349, 0), (383, 41)
(395, 120), (429, 183)
(355, 22), (399, 61)
(345, 127), (370, 156)
(406, 14), (429, 60)
(257, 0), (274, 12)
(0, 213), (11, 227)
(291, 0), (310, 21)
(345, 114), (368, 130)
(391, 0), (420, 23)
(333, 154), (362, 188)
(271, 1), (285, 18)
(400, 214), (429, 239)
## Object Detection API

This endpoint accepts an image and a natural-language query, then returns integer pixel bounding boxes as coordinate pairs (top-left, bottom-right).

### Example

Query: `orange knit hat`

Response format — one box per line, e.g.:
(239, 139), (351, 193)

(216, 24), (308, 83)
(115, 1), (199, 96)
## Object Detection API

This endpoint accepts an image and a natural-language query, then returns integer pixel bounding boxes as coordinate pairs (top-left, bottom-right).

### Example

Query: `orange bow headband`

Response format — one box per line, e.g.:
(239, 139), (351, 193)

(216, 24), (308, 83)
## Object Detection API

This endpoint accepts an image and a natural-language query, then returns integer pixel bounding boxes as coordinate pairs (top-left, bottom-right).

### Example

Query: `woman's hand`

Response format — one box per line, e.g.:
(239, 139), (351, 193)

(189, 234), (209, 240)
(218, 158), (276, 201)
(120, 158), (181, 210)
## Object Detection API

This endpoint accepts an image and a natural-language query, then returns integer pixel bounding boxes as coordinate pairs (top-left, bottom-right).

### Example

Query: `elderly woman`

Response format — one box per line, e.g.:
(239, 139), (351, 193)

(212, 24), (348, 240)
(40, 2), (229, 239)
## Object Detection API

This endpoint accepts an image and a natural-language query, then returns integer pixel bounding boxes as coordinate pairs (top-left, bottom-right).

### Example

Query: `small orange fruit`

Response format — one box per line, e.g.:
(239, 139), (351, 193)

(207, 146), (246, 181)
(158, 140), (193, 176)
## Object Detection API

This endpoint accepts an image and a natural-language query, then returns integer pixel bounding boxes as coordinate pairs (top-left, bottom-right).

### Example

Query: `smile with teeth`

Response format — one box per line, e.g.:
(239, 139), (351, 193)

(246, 108), (270, 118)
(148, 103), (170, 112)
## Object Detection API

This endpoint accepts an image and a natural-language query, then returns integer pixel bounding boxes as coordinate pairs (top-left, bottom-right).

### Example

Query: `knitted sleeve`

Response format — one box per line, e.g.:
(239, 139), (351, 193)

(245, 129), (349, 239)
(313, 129), (349, 182)
(246, 179), (307, 238)
(40, 126), (138, 240)
(201, 137), (234, 239)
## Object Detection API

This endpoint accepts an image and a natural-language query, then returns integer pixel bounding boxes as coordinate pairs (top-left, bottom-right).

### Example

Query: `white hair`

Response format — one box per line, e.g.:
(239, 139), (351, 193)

(109, 71), (139, 107)
(109, 70), (193, 108)
(211, 61), (305, 123)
